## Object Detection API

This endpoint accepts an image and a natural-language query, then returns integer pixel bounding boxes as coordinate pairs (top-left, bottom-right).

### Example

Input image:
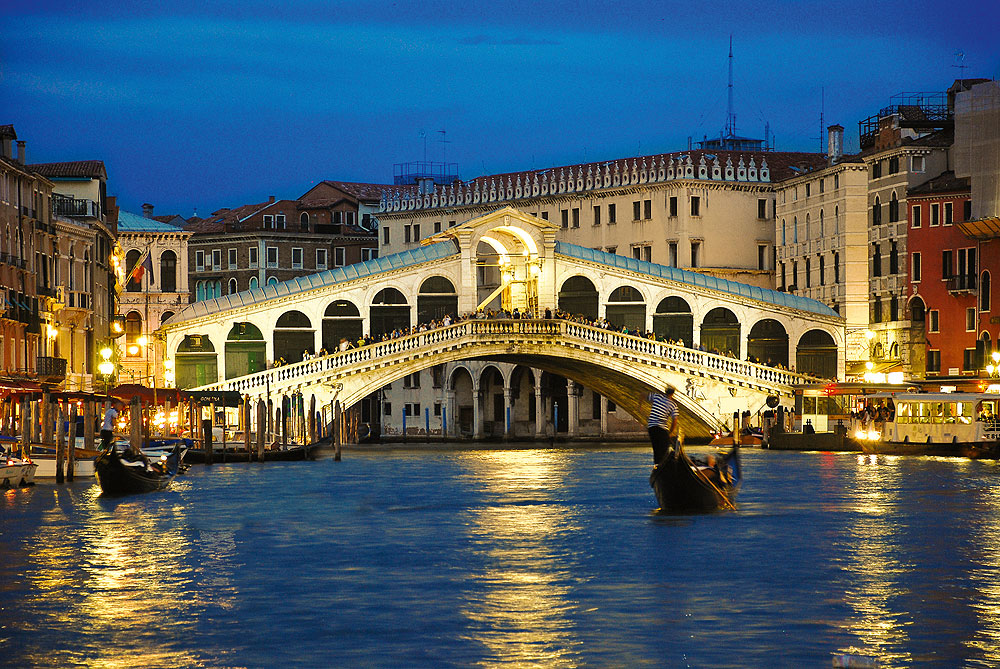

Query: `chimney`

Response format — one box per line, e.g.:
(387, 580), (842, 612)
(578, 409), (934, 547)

(827, 124), (844, 164)
(16, 140), (25, 165)
(268, 195), (275, 203)
(142, 203), (154, 218)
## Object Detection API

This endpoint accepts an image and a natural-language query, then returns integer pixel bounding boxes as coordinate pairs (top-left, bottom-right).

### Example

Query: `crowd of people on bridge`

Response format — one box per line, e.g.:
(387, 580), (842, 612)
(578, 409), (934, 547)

(267, 307), (831, 381)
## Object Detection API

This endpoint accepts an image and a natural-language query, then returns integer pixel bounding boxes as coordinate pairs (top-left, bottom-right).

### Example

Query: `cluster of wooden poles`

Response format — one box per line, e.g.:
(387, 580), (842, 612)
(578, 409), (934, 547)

(2, 393), (98, 483)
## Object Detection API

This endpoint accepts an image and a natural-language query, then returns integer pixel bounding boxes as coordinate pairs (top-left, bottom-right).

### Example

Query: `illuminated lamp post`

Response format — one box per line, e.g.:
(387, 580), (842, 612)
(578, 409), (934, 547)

(98, 347), (116, 397)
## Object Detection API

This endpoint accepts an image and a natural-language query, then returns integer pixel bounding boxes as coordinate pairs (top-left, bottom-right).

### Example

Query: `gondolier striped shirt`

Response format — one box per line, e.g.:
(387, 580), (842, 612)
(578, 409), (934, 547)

(647, 392), (677, 431)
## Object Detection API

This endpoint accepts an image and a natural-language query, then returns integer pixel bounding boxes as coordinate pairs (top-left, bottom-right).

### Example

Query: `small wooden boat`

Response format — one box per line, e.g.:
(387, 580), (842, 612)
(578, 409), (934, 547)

(709, 429), (763, 447)
(1, 453), (37, 487)
(262, 443), (318, 461)
(649, 445), (740, 513)
(94, 444), (184, 496)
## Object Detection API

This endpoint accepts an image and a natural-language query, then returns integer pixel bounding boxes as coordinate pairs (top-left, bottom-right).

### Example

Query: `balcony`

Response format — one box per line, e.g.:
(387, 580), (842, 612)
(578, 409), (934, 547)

(946, 275), (977, 294)
(53, 196), (100, 218)
(36, 356), (67, 383)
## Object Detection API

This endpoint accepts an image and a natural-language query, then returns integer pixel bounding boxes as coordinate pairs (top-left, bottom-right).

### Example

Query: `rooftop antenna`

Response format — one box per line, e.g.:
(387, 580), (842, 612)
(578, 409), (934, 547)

(952, 50), (969, 79)
(420, 129), (427, 163)
(725, 35), (735, 138)
(819, 87), (825, 154)
(437, 129), (450, 165)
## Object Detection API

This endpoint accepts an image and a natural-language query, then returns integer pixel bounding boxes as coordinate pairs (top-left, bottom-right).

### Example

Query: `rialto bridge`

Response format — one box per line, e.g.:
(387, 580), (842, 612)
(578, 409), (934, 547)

(159, 207), (844, 439)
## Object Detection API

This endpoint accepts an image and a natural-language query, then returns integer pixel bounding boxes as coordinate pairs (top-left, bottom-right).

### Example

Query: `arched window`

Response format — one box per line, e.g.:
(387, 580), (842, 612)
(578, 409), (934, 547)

(125, 249), (141, 292)
(160, 311), (175, 325)
(195, 280), (205, 302)
(781, 219), (786, 245)
(819, 210), (824, 237)
(982, 271), (992, 312)
(267, 276), (278, 286)
(228, 278), (238, 294)
(872, 196), (882, 226)
(834, 206), (839, 235)
(300, 212), (309, 231)
(249, 276), (259, 290)
(889, 192), (899, 222)
(793, 216), (798, 243)
(160, 250), (177, 292)
(805, 213), (810, 240)
(124, 311), (143, 354)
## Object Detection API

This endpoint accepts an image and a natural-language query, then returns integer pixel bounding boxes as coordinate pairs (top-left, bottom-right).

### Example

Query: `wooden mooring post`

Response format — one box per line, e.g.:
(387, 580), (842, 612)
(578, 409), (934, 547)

(67, 403), (78, 481)
(55, 400), (65, 484)
(256, 399), (265, 461)
(334, 399), (342, 461)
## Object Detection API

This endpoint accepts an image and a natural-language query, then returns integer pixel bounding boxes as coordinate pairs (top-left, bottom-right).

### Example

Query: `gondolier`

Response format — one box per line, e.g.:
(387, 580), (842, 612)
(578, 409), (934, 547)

(647, 385), (678, 464)
(100, 399), (124, 450)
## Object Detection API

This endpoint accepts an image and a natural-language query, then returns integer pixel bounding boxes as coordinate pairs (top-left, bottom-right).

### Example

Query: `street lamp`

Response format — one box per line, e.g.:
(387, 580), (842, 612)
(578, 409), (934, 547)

(98, 346), (116, 396)
(163, 358), (175, 388)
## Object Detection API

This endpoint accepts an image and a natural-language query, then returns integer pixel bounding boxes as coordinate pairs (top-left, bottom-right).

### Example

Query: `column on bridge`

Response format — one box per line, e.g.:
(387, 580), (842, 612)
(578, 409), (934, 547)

(600, 395), (608, 435)
(534, 380), (544, 437)
(502, 385), (512, 438)
(473, 386), (483, 439)
(567, 380), (579, 437)
(445, 389), (456, 437)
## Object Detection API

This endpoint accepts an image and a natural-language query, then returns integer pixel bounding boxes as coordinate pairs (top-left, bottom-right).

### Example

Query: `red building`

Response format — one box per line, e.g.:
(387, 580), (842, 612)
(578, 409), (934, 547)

(959, 216), (999, 370)
(906, 171), (977, 378)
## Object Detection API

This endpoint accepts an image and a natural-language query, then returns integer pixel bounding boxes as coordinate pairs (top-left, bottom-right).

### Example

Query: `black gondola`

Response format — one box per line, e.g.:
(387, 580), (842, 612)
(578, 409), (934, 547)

(94, 443), (184, 496)
(649, 444), (740, 513)
(262, 444), (318, 461)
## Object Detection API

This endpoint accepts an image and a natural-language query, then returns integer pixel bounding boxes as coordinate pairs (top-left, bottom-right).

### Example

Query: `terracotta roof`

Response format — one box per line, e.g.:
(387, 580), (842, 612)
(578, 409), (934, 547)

(316, 181), (404, 201)
(183, 200), (278, 233)
(28, 160), (107, 180)
(908, 170), (969, 196)
(298, 196), (355, 209)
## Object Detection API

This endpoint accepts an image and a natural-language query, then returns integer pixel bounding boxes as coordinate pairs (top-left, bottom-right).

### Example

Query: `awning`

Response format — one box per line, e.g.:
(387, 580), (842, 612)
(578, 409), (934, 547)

(186, 390), (243, 407)
(111, 384), (188, 405)
(0, 379), (44, 393)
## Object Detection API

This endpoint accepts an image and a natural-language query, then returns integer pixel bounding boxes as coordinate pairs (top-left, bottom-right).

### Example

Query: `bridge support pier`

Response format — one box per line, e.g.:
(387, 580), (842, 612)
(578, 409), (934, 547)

(473, 388), (483, 439)
(503, 388), (512, 439)
(534, 383), (544, 438)
(445, 390), (456, 437)
(567, 381), (579, 437)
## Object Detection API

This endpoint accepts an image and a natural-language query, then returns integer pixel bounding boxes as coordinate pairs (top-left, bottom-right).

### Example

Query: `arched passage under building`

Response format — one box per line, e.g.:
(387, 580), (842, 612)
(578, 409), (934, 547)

(323, 300), (363, 351)
(796, 329), (837, 378)
(652, 296), (693, 346)
(225, 322), (266, 379)
(274, 311), (314, 364)
(176, 334), (218, 389)
(417, 276), (458, 323)
(701, 307), (740, 356)
(606, 286), (646, 331)
(370, 288), (410, 336)
(558, 276), (598, 320)
(747, 319), (789, 367)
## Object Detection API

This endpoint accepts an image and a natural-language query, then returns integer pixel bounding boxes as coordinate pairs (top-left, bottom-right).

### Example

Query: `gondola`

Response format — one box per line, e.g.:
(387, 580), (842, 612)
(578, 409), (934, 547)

(649, 444), (740, 513)
(94, 443), (184, 496)
(262, 443), (318, 461)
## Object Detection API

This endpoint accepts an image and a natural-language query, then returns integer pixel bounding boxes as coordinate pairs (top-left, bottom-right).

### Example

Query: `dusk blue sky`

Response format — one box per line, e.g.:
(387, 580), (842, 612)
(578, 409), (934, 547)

(2, 1), (997, 217)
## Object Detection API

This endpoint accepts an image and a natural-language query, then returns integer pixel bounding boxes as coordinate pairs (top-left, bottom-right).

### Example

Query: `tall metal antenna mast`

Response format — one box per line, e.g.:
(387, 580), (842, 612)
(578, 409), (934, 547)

(438, 129), (450, 165)
(726, 35), (735, 137)
(819, 87), (825, 154)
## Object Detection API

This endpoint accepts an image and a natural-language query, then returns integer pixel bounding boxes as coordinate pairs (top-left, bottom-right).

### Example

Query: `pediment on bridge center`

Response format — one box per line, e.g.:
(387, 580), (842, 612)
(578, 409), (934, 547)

(421, 206), (560, 249)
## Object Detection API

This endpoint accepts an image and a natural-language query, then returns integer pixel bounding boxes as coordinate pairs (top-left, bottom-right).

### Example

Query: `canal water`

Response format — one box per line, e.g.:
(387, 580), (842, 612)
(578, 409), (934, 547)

(3, 444), (1000, 667)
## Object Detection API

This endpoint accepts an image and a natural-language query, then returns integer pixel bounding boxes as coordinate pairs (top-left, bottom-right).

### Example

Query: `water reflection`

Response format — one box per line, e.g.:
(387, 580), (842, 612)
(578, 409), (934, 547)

(966, 471), (1000, 664)
(459, 450), (581, 667)
(838, 455), (912, 667)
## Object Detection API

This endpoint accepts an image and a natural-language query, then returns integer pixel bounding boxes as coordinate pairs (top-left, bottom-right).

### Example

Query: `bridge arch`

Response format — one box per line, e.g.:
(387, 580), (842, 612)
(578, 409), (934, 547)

(370, 287), (410, 336)
(176, 333), (218, 388)
(274, 310), (314, 363)
(323, 300), (363, 351)
(606, 285), (647, 331)
(558, 276), (598, 319)
(449, 365), (476, 437)
(653, 296), (693, 346)
(701, 307), (740, 356)
(747, 319), (789, 367)
(417, 276), (458, 323)
(796, 329), (837, 378)
(225, 322), (266, 379)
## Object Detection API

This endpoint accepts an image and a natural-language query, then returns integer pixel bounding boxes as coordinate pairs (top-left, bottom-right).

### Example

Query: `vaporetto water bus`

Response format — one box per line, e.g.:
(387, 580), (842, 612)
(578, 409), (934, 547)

(857, 393), (1000, 458)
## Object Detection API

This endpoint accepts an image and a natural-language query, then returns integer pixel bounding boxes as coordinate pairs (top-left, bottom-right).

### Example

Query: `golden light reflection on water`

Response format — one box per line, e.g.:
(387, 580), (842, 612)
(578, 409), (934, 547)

(459, 450), (581, 668)
(18, 484), (204, 668)
(965, 471), (1000, 663)
(839, 455), (913, 667)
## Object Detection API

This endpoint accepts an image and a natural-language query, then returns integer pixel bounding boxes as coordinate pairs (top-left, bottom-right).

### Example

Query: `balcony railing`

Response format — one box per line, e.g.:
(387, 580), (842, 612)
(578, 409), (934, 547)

(36, 356), (67, 381)
(53, 196), (100, 218)
(946, 275), (977, 293)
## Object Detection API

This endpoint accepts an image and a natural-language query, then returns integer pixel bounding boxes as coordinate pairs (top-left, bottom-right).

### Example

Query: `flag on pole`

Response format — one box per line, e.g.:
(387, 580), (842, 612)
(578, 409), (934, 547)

(128, 249), (155, 286)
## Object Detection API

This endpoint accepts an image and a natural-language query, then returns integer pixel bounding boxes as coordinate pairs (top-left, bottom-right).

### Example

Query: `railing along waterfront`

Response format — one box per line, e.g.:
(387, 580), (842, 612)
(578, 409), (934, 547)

(199, 319), (809, 395)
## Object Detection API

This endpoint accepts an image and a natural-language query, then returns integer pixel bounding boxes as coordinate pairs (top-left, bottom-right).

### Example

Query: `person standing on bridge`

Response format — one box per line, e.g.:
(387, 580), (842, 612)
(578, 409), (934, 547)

(647, 385), (679, 464)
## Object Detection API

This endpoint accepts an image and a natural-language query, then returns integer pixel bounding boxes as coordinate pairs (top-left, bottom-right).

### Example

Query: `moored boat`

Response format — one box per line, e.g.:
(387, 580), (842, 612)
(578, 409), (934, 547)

(262, 443), (318, 461)
(94, 443), (184, 495)
(856, 392), (1000, 458)
(649, 445), (740, 512)
(1, 453), (37, 487)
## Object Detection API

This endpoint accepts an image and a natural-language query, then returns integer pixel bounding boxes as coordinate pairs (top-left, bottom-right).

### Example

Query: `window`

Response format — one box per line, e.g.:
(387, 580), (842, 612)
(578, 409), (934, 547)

(383, 402), (392, 416)
(643, 199), (651, 219)
(404, 403), (421, 418)
(669, 241), (678, 267)
(912, 205), (921, 228)
(930, 203), (940, 227)
(888, 156), (899, 174)
(805, 257), (811, 287)
(690, 240), (701, 267)
(690, 196), (701, 216)
(757, 199), (767, 219)
(212, 249), (221, 270)
(263, 215), (273, 229)
(912, 252), (921, 281)
(593, 205), (601, 226)
(300, 212), (310, 230)
(944, 202), (953, 226)
(633, 201), (641, 220)
(912, 156), (925, 173)
(819, 210), (825, 237)
(434, 402), (442, 417)
(927, 350), (941, 372)
(967, 308), (977, 332)
(449, 220), (456, 228)
(333, 211), (343, 225)
(890, 294), (899, 321)
(404, 225), (411, 243)
(266, 246), (278, 268)
(781, 219), (786, 245)
(561, 209), (569, 228)
(362, 248), (378, 261)
(819, 179), (825, 194)
(819, 255), (825, 285)
(334, 247), (346, 267)
(160, 250), (177, 292)
(942, 250), (953, 278)
(606, 246), (616, 255)
(540, 211), (548, 221)
(929, 309), (940, 332)
(872, 295), (882, 322)
(383, 227), (390, 244)
(572, 208), (580, 228)
(959, 247), (976, 280)
(248, 276), (258, 290)
(872, 161), (882, 179)
(669, 197), (678, 217)
(316, 248), (328, 270)
(834, 252), (840, 283)
(275, 214), (286, 229)
(805, 183), (811, 197)
(872, 244), (881, 277)
(195, 250), (204, 271)
(643, 246), (651, 262)
(872, 196), (881, 226)
(291, 247), (303, 269)
(228, 248), (237, 269)
(889, 193), (899, 222)
(228, 278), (237, 294)
(249, 246), (258, 268)
(632, 247), (641, 260)
(758, 244), (767, 270)
(780, 262), (786, 290)
(434, 221), (441, 234)
(608, 203), (616, 224)
(413, 224), (420, 240)
(792, 261), (798, 290)
(964, 200), (972, 220)
(982, 271), (991, 312)
(793, 216), (798, 243)
(890, 241), (898, 274)
(403, 372), (421, 388)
